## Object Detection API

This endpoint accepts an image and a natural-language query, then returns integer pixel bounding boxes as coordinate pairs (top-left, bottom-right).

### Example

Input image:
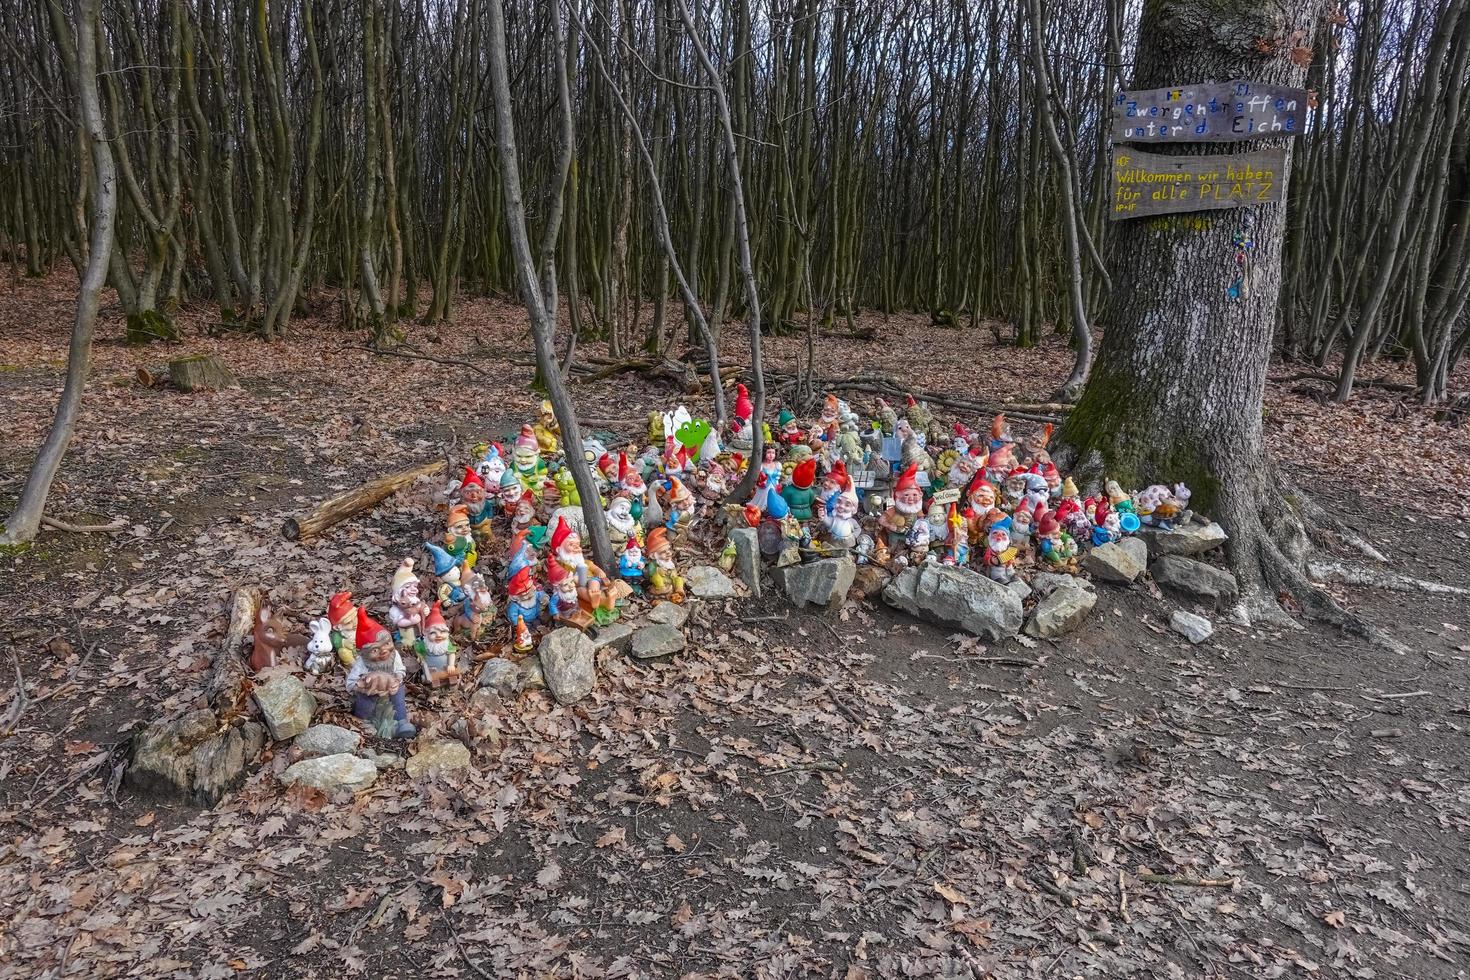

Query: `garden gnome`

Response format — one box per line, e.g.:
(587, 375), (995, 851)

(818, 459), (849, 511)
(660, 477), (696, 542)
(458, 466), (495, 548)
(476, 444), (508, 514)
(982, 523), (1018, 583)
(645, 526), (685, 603)
(905, 518), (932, 565)
(327, 591), (358, 667)
(878, 464), (924, 550)
(778, 409), (802, 446)
(604, 490), (641, 549)
(965, 475), (1005, 544)
(505, 528), (537, 584)
(444, 504), (477, 569)
(505, 565), (547, 630)
(553, 466), (579, 507)
(819, 475), (862, 551)
(512, 424), (547, 494)
(415, 601), (459, 687)
(619, 539), (646, 595)
(534, 399), (561, 454)
(388, 558), (430, 651)
(1035, 509), (1078, 572)
(346, 609), (416, 740)
(453, 570), (497, 643)
(780, 457), (818, 522)
(730, 383), (754, 449)
(551, 516), (620, 625)
(547, 560), (594, 629)
(509, 488), (537, 538)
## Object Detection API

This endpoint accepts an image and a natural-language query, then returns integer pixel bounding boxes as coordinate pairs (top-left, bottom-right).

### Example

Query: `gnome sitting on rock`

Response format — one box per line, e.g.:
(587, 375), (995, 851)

(345, 610), (416, 739)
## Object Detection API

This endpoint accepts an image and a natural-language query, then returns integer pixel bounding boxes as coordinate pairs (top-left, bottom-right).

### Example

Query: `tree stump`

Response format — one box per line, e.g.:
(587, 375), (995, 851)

(168, 354), (239, 392)
(126, 588), (265, 806)
(125, 309), (180, 345)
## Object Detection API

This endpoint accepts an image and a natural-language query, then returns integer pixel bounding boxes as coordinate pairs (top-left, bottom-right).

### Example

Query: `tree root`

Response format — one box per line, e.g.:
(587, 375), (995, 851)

(1307, 560), (1470, 597)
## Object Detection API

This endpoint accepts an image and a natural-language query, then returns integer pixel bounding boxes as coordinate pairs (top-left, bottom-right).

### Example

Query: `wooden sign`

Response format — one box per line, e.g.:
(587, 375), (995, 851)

(1110, 147), (1287, 220)
(1112, 80), (1307, 142)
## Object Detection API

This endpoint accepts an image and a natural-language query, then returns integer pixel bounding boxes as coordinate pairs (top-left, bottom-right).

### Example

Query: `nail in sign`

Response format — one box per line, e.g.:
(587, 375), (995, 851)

(1112, 80), (1307, 143)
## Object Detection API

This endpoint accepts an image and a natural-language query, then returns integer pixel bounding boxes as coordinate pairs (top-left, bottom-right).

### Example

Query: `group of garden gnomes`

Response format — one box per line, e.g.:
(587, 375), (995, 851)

(266, 392), (1196, 740)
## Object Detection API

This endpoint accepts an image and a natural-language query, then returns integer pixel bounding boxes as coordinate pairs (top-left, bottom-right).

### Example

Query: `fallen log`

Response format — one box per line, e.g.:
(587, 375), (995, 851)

(126, 587), (266, 805)
(281, 458), (445, 541)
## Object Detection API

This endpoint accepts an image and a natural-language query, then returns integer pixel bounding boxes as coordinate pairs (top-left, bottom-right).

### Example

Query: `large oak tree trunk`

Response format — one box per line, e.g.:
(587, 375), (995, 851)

(1055, 0), (1356, 628)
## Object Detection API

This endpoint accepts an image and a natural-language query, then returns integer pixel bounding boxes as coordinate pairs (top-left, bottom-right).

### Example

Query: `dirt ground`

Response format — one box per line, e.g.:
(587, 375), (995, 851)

(2, 273), (1469, 979)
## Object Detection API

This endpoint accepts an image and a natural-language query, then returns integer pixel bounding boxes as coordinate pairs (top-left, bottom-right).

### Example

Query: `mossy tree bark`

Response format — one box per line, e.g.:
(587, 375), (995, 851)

(1054, 0), (1368, 630)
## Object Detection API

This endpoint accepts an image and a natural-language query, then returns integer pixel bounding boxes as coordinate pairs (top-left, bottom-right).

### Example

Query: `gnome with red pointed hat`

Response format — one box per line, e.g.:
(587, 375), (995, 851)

(878, 464), (925, 549)
(326, 591), (358, 667)
(458, 466), (496, 548)
(780, 457), (818, 522)
(415, 601), (460, 686)
(729, 383), (754, 449)
(505, 564), (547, 631)
(551, 516), (621, 625)
(346, 609), (416, 739)
(547, 559), (595, 629)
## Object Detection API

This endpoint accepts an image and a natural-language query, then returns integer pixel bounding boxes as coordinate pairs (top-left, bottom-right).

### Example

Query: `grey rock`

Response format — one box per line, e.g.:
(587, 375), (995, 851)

(686, 564), (736, 598)
(1024, 587), (1097, 639)
(647, 602), (690, 628)
(775, 557), (856, 612)
(1170, 609), (1214, 644)
(729, 528), (762, 597)
(852, 565), (893, 598)
(253, 675), (316, 741)
(1137, 521), (1228, 558)
(519, 655), (546, 691)
(1005, 578), (1033, 601)
(365, 750), (403, 770)
(1151, 554), (1240, 610)
(590, 622), (636, 654)
(1118, 536), (1148, 570)
(1083, 541), (1146, 584)
(405, 741), (472, 778)
(537, 628), (596, 704)
(478, 657), (524, 697)
(280, 753), (378, 794)
(630, 623), (687, 660)
(294, 724), (361, 758)
(882, 563), (1024, 641)
(1031, 572), (1095, 597)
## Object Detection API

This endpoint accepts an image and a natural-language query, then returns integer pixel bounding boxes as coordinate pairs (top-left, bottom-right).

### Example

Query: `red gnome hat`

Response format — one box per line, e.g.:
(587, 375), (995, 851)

(828, 459), (849, 486)
(791, 457), (817, 490)
(618, 452), (631, 484)
(894, 463), (919, 494)
(423, 600), (447, 633)
(905, 394), (917, 407)
(954, 423), (970, 440)
(461, 466), (485, 490)
(549, 516), (573, 553)
(547, 559), (570, 586)
(1036, 508), (1060, 536)
(598, 452), (614, 476)
(355, 608), (389, 649)
(328, 591), (355, 627)
(507, 565), (535, 596)
(734, 383), (753, 422)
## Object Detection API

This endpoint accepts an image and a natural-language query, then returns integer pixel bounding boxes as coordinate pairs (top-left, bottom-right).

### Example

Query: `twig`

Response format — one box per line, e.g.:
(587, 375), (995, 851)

(1117, 870), (1131, 924)
(441, 907), (494, 979)
(348, 344), (491, 378)
(40, 516), (127, 533)
(1376, 690), (1432, 700)
(1, 653), (28, 736)
(1139, 873), (1238, 888)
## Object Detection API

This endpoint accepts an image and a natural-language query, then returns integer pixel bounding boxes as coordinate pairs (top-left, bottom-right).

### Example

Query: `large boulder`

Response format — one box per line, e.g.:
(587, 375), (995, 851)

(280, 753), (377, 794)
(405, 741), (472, 778)
(537, 629), (596, 704)
(729, 528), (762, 598)
(294, 724), (361, 758)
(127, 709), (265, 806)
(1024, 587), (1098, 639)
(630, 624), (687, 660)
(882, 563), (1024, 640)
(1136, 522), (1228, 558)
(253, 675), (316, 741)
(1083, 542), (1146, 584)
(1151, 555), (1240, 610)
(686, 565), (737, 599)
(774, 557), (856, 612)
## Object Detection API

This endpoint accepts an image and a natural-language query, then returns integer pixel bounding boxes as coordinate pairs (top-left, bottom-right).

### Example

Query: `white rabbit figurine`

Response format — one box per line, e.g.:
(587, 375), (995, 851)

(304, 617), (335, 675)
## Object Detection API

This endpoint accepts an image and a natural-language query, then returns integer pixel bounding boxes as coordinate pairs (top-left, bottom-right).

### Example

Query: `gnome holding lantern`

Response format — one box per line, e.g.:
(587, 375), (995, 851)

(414, 601), (459, 687)
(387, 558), (430, 651)
(878, 464), (925, 551)
(346, 610), (416, 740)
(551, 516), (623, 625)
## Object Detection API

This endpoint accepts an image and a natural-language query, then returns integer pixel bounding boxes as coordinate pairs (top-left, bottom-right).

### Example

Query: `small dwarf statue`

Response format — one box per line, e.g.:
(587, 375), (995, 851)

(458, 467), (496, 548)
(660, 477), (696, 542)
(986, 443), (1016, 488)
(780, 457), (818, 523)
(533, 399), (561, 455)
(541, 476), (562, 513)
(729, 384), (754, 450)
(1010, 501), (1035, 551)
(777, 409), (803, 446)
(983, 525), (1018, 583)
(346, 610), (416, 740)
(510, 489), (537, 538)
(388, 558), (431, 651)
(547, 559), (595, 629)
(444, 505), (478, 570)
(819, 476), (862, 552)
(512, 424), (547, 493)
(906, 518), (932, 566)
(512, 614), (535, 654)
(943, 503), (969, 566)
(1035, 510), (1079, 572)
(619, 540), (646, 595)
(965, 475), (1006, 545)
(1152, 483), (1192, 530)
(551, 516), (621, 625)
(505, 565), (547, 629)
(617, 453), (648, 523)
(645, 526), (685, 603)
(878, 464), (925, 550)
(604, 491), (642, 549)
(818, 460), (848, 512)
(475, 444), (509, 515)
(415, 601), (459, 687)
(326, 591), (358, 667)
(554, 466), (579, 507)
(453, 570), (497, 643)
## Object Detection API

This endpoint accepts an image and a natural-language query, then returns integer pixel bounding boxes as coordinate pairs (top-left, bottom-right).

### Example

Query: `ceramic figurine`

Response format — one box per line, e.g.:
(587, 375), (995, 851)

(533, 399), (561, 455)
(388, 558), (431, 651)
(617, 454), (648, 523)
(778, 409), (802, 446)
(982, 524), (1018, 583)
(327, 591), (358, 667)
(553, 466), (579, 508)
(512, 614), (535, 654)
(510, 489), (537, 538)
(946, 447), (983, 495)
(1059, 476), (1081, 510)
(505, 529), (537, 584)
(250, 604), (305, 673)
(541, 476), (563, 515)
(619, 540), (646, 595)
(1133, 484), (1167, 525)
(1105, 479), (1135, 515)
(699, 459), (730, 508)
(817, 460), (848, 512)
(879, 464), (925, 550)
(1021, 423), (1054, 467)
(1023, 471), (1051, 515)
(730, 383), (754, 450)
(1089, 501), (1120, 547)
(305, 618), (335, 675)
(415, 601), (459, 687)
(964, 475), (1006, 544)
(346, 609), (416, 739)
(819, 475), (862, 551)
(780, 457), (818, 522)
(512, 424), (548, 494)
(1009, 500), (1035, 551)
(660, 477), (696, 541)
(444, 505), (478, 569)
(985, 443), (1016, 489)
(604, 490), (642, 549)
(1153, 483), (1192, 529)
(453, 570), (497, 643)
(597, 451), (619, 488)
(874, 398), (898, 436)
(547, 560), (595, 629)
(550, 516), (622, 625)
(988, 414), (1015, 452)
(645, 526), (685, 602)
(943, 503), (969, 566)
(1035, 510), (1079, 572)
(458, 467), (496, 548)
(506, 565), (548, 631)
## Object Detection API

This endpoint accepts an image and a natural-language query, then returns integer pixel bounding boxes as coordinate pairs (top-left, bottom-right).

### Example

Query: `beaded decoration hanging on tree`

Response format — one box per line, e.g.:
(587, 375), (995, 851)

(1227, 211), (1256, 300)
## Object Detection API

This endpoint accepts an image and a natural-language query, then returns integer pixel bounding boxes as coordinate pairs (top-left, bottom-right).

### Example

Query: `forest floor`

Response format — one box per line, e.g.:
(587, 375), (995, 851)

(1, 272), (1469, 979)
